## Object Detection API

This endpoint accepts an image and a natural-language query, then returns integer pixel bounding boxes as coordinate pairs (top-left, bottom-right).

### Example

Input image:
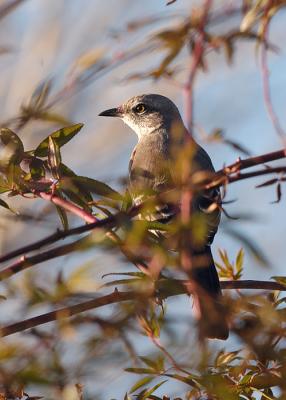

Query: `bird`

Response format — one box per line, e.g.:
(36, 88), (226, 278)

(99, 94), (229, 340)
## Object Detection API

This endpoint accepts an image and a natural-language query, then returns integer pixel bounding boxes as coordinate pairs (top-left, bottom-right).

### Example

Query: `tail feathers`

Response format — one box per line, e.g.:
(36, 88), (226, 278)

(191, 247), (229, 340)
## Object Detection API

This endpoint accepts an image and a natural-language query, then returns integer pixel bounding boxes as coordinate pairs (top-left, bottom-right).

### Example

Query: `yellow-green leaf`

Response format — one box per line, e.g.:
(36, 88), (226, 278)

(34, 123), (84, 157)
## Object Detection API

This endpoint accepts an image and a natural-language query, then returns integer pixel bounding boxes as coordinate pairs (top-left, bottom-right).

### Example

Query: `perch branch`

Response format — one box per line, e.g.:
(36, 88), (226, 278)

(1, 279), (285, 337)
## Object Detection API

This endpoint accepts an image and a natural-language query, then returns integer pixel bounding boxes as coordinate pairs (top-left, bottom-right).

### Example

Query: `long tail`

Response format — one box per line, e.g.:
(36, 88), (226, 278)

(191, 246), (229, 340)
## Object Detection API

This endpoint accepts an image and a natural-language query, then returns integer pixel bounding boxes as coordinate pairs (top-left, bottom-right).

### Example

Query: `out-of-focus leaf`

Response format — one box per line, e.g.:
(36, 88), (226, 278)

(103, 278), (143, 287)
(30, 80), (52, 110)
(224, 228), (269, 267)
(0, 198), (13, 213)
(129, 376), (154, 394)
(207, 129), (251, 156)
(35, 111), (72, 126)
(102, 271), (146, 279)
(215, 350), (241, 367)
(125, 368), (155, 374)
(164, 373), (198, 387)
(62, 189), (92, 212)
(55, 205), (69, 230)
(0, 175), (10, 193)
(235, 248), (244, 278)
(0, 128), (24, 170)
(271, 276), (286, 286)
(240, 7), (259, 32)
(70, 48), (104, 76)
(70, 176), (123, 200)
(141, 380), (167, 399)
(0, 0), (27, 21)
(34, 123), (84, 157)
(47, 136), (61, 179)
(139, 356), (164, 371)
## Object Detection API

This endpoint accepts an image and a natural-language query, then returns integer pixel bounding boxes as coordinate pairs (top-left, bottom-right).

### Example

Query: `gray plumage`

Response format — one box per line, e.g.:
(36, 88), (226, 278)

(99, 94), (229, 340)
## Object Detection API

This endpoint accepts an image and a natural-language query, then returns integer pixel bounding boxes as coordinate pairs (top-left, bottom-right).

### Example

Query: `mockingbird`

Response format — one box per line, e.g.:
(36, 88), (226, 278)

(99, 94), (229, 340)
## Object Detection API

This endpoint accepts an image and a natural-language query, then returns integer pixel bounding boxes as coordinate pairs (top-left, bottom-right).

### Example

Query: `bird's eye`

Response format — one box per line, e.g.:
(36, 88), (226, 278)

(134, 103), (147, 114)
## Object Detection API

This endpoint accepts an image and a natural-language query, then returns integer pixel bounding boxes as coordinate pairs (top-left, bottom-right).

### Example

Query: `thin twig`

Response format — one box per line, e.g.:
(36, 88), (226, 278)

(260, 11), (286, 141)
(184, 0), (212, 134)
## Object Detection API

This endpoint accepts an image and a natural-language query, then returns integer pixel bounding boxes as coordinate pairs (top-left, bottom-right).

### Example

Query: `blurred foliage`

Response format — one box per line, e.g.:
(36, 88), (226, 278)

(0, 1), (285, 400)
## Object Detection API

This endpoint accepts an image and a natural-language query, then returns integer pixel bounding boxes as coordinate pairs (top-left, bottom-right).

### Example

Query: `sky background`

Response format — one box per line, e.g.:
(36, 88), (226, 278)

(0, 0), (285, 398)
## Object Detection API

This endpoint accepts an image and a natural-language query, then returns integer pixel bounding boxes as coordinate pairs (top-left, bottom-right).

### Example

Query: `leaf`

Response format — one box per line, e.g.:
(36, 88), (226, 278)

(70, 176), (122, 200)
(125, 368), (155, 374)
(55, 205), (69, 230)
(102, 271), (146, 279)
(256, 178), (278, 188)
(141, 380), (167, 400)
(62, 189), (92, 212)
(103, 278), (143, 287)
(0, 198), (12, 212)
(235, 248), (244, 278)
(271, 276), (286, 286)
(29, 157), (45, 180)
(59, 164), (93, 204)
(34, 123), (84, 157)
(47, 136), (61, 179)
(30, 80), (52, 110)
(224, 228), (269, 267)
(164, 373), (198, 387)
(130, 376), (154, 394)
(0, 128), (24, 171)
(271, 183), (282, 204)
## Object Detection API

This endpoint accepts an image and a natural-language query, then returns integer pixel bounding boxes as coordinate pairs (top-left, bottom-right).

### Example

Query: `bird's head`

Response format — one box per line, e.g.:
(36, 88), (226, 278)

(99, 94), (185, 139)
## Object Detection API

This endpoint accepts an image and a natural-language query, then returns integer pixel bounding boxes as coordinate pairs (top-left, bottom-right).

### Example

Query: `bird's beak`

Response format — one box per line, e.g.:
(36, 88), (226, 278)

(98, 107), (123, 117)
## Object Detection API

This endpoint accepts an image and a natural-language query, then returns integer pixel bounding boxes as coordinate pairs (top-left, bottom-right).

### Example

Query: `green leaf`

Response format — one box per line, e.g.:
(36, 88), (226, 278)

(34, 123), (84, 157)
(125, 368), (155, 374)
(70, 176), (122, 200)
(0, 198), (13, 212)
(130, 376), (154, 394)
(48, 136), (61, 179)
(271, 276), (286, 286)
(0, 175), (10, 193)
(62, 189), (92, 212)
(29, 157), (45, 180)
(164, 373), (198, 387)
(0, 128), (24, 171)
(102, 271), (146, 279)
(141, 380), (167, 400)
(55, 205), (69, 230)
(103, 278), (143, 287)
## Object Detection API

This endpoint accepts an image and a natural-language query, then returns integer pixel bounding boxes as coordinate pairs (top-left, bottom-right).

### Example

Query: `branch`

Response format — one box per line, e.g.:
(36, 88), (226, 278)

(39, 191), (98, 223)
(260, 10), (285, 140)
(217, 149), (286, 175)
(0, 236), (89, 280)
(1, 279), (285, 337)
(183, 0), (212, 134)
(0, 149), (285, 266)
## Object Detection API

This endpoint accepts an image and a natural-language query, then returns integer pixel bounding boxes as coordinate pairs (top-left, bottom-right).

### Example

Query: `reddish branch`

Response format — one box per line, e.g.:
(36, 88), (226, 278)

(184, 0), (212, 134)
(260, 8), (285, 140)
(39, 192), (98, 223)
(1, 279), (285, 337)
(0, 148), (285, 275)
